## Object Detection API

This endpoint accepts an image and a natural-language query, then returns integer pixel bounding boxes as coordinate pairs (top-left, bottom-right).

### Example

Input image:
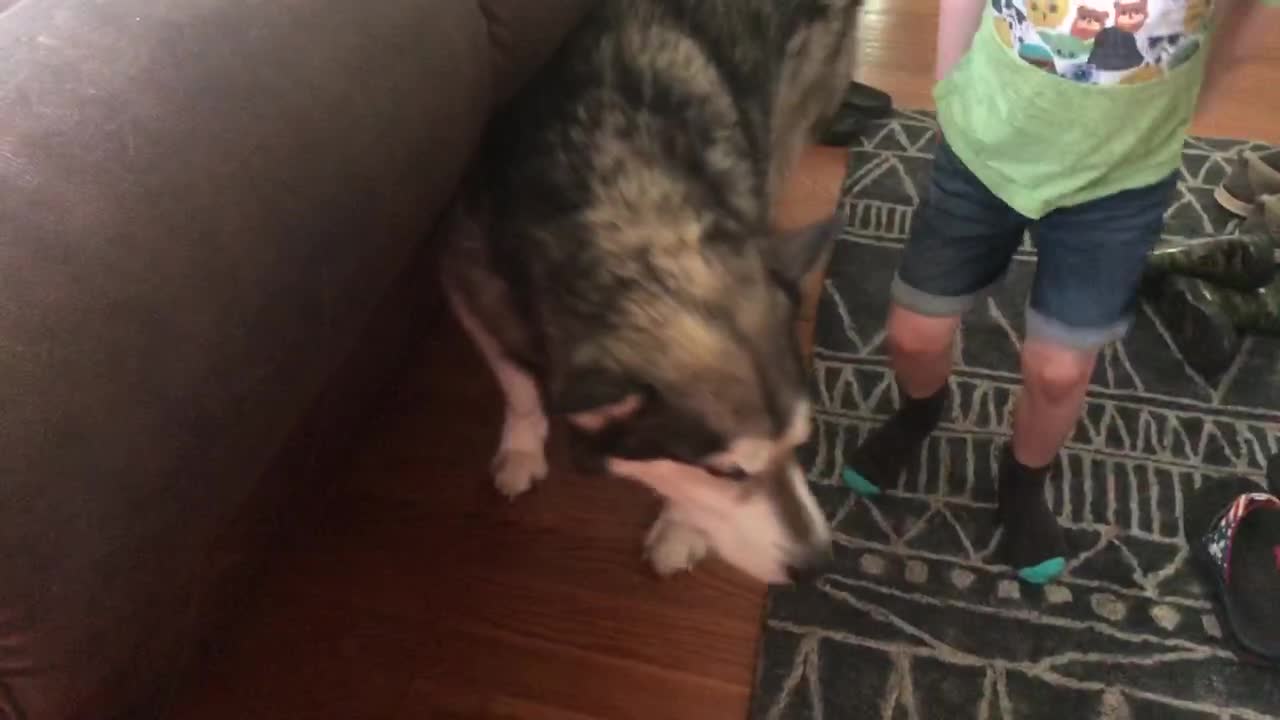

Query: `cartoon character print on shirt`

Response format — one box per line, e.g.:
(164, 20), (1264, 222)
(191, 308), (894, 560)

(994, 0), (1037, 50)
(1039, 31), (1092, 61)
(1019, 42), (1059, 72)
(993, 0), (1016, 47)
(995, 0), (1210, 86)
(1087, 0), (1148, 74)
(1071, 6), (1109, 39)
(1184, 0), (1213, 32)
(1119, 63), (1163, 83)
(1115, 0), (1150, 30)
(1146, 32), (1201, 70)
(1039, 30), (1096, 81)
(993, 0), (1031, 25)
(995, 16), (1016, 47)
(1028, 0), (1070, 26)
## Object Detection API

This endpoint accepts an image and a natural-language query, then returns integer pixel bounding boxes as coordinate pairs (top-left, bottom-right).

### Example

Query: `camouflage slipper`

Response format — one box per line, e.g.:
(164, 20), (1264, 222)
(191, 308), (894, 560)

(1146, 233), (1276, 291)
(1213, 277), (1280, 337)
(1154, 276), (1242, 379)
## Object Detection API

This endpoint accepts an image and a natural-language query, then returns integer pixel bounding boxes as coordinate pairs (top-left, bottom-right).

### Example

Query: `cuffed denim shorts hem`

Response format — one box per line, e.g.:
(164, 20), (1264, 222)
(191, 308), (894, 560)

(893, 138), (1176, 352)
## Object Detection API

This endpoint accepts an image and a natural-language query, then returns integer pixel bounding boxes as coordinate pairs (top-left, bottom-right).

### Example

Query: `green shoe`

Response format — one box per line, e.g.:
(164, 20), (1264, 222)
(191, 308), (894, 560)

(1146, 233), (1276, 291)
(1156, 276), (1242, 378)
(1216, 149), (1280, 218)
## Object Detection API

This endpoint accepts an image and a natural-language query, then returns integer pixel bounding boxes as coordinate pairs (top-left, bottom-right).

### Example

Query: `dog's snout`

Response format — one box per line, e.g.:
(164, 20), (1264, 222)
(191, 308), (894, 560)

(786, 545), (834, 584)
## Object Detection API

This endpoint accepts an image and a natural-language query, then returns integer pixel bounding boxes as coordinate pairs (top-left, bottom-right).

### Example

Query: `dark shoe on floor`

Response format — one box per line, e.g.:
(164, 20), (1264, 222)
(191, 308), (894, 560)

(819, 109), (869, 147)
(1216, 149), (1280, 217)
(1156, 276), (1243, 378)
(818, 81), (894, 146)
(840, 80), (894, 119)
(1146, 233), (1276, 291)
(1187, 479), (1280, 665)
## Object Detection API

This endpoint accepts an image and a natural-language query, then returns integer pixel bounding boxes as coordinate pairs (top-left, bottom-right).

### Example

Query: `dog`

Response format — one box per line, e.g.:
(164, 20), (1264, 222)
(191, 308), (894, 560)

(440, 0), (860, 584)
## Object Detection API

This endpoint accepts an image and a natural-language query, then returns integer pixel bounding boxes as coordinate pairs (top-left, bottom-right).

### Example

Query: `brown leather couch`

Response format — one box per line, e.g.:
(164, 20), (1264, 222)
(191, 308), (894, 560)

(0, 1), (591, 717)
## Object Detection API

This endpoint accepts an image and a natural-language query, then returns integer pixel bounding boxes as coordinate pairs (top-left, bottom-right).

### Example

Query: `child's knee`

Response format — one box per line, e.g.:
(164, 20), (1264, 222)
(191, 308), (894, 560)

(886, 306), (960, 360)
(1022, 342), (1097, 404)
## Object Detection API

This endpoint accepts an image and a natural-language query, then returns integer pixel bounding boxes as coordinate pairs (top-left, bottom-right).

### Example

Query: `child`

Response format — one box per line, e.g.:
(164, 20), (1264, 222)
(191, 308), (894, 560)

(846, 0), (1279, 584)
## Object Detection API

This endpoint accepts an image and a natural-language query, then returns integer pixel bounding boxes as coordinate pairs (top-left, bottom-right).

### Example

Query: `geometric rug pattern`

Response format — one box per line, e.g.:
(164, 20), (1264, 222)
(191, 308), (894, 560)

(750, 110), (1280, 720)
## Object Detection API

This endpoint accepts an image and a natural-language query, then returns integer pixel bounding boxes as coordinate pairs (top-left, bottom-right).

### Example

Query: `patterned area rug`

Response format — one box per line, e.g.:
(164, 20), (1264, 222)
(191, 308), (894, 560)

(749, 111), (1280, 720)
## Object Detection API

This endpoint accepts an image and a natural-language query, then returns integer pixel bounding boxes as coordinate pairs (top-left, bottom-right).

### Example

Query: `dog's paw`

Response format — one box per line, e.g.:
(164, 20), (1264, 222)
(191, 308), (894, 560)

(645, 512), (709, 577)
(492, 449), (548, 500)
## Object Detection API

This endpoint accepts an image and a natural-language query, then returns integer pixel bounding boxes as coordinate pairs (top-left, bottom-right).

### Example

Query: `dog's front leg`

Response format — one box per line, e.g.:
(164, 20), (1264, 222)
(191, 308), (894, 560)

(610, 459), (721, 577)
(644, 503), (710, 577)
(447, 289), (549, 500)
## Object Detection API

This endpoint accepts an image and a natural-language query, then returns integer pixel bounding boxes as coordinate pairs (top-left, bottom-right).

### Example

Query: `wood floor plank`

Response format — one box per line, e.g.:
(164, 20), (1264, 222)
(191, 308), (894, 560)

(395, 624), (747, 720)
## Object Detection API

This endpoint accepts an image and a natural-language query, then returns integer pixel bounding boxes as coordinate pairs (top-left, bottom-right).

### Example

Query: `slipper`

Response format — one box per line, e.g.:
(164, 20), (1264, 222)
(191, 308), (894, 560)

(1189, 481), (1280, 665)
(819, 110), (869, 147)
(818, 82), (894, 147)
(838, 80), (894, 120)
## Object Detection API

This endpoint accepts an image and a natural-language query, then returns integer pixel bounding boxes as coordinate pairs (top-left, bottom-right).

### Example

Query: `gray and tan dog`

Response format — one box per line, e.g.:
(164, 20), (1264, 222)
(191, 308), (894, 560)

(441, 0), (860, 584)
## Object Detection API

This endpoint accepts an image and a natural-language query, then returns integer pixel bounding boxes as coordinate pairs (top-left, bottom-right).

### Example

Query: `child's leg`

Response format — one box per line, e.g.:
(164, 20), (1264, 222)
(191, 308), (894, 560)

(846, 140), (1027, 492)
(1003, 172), (1180, 583)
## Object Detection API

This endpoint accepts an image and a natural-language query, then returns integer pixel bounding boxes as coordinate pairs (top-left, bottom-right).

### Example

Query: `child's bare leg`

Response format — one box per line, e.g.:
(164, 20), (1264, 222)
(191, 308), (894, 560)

(1001, 172), (1178, 584)
(843, 306), (955, 493)
(843, 139), (1026, 495)
(1012, 341), (1097, 467)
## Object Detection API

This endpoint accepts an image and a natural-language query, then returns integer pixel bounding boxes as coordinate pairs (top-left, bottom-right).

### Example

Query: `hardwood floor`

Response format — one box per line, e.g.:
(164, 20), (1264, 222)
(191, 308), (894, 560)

(169, 5), (1280, 718)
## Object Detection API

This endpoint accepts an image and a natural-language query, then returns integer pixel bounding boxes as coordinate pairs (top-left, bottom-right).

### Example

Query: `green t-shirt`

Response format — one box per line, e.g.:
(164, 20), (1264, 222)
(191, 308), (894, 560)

(935, 0), (1272, 219)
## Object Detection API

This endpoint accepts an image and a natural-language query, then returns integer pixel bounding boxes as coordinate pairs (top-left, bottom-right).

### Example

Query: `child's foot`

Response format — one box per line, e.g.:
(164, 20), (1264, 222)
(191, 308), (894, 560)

(996, 446), (1068, 585)
(843, 385), (946, 496)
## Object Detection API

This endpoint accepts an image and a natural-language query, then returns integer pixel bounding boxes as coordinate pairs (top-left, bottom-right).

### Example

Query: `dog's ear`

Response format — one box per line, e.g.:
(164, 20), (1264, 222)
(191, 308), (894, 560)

(548, 367), (647, 431)
(761, 214), (842, 285)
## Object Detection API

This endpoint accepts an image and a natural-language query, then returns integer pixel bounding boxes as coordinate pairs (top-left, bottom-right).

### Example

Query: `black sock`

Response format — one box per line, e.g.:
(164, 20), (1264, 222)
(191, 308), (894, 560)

(997, 446), (1068, 584)
(844, 384), (946, 494)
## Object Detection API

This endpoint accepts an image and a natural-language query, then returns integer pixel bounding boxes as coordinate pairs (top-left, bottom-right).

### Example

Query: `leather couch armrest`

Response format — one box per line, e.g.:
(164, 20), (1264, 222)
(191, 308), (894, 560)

(0, 0), (492, 717)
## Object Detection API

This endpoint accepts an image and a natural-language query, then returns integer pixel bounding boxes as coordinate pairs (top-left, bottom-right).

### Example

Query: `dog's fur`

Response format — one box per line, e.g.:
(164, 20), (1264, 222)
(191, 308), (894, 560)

(441, 0), (860, 584)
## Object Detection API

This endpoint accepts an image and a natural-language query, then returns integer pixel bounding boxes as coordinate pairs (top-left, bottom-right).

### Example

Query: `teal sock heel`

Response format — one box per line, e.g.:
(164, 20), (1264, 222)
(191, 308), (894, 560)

(842, 466), (882, 497)
(1016, 557), (1066, 585)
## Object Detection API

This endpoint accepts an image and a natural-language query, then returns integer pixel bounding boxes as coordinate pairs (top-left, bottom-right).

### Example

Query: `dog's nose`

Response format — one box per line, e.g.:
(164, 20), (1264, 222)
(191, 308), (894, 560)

(786, 546), (834, 584)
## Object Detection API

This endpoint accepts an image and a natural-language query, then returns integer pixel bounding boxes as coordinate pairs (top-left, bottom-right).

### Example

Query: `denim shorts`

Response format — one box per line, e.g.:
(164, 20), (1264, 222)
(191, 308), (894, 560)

(891, 140), (1178, 350)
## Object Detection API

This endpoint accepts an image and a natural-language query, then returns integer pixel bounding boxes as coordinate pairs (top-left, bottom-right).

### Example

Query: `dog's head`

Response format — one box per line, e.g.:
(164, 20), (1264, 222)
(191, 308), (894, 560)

(545, 215), (840, 584)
